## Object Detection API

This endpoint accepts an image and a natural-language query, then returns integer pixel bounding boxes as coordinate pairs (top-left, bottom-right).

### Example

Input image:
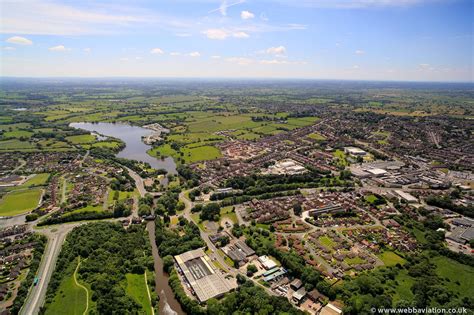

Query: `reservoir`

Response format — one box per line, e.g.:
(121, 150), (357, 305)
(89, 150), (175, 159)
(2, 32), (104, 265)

(70, 122), (177, 174)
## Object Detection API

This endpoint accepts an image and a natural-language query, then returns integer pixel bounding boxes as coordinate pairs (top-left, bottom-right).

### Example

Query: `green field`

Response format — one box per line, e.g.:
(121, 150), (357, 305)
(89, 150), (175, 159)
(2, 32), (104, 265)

(3, 130), (34, 138)
(308, 132), (326, 141)
(46, 261), (88, 315)
(0, 139), (35, 151)
(392, 270), (415, 302)
(125, 273), (153, 315)
(23, 173), (50, 187)
(219, 206), (238, 225)
(319, 236), (336, 249)
(66, 134), (96, 144)
(433, 256), (474, 299)
(0, 188), (42, 216)
(365, 194), (379, 204)
(181, 145), (221, 163)
(377, 251), (406, 266)
(345, 257), (366, 265)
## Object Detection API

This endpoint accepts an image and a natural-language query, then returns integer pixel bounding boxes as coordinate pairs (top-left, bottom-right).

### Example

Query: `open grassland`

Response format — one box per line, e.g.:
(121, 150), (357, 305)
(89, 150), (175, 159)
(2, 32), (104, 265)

(392, 270), (415, 303)
(3, 130), (34, 138)
(45, 262), (89, 315)
(125, 273), (153, 315)
(0, 188), (42, 216)
(0, 139), (35, 150)
(433, 256), (474, 299)
(377, 251), (406, 266)
(23, 173), (50, 187)
(219, 206), (238, 225)
(66, 134), (96, 144)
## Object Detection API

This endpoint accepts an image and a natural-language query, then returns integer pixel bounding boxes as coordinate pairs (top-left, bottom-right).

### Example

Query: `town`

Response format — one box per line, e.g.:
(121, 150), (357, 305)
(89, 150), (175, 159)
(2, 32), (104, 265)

(0, 80), (473, 315)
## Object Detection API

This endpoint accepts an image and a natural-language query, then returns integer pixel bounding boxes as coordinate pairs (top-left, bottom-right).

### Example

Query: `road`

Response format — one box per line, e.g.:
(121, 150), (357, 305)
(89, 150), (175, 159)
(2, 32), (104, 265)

(20, 224), (79, 315)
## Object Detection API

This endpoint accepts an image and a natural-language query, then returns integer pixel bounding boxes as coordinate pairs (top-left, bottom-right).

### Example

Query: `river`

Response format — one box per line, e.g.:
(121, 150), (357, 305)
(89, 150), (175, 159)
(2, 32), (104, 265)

(147, 220), (185, 315)
(69, 122), (177, 174)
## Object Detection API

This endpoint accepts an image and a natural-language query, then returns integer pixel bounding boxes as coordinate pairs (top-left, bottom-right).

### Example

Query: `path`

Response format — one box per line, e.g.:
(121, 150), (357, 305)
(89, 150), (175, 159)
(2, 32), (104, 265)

(73, 258), (89, 315)
(143, 269), (155, 315)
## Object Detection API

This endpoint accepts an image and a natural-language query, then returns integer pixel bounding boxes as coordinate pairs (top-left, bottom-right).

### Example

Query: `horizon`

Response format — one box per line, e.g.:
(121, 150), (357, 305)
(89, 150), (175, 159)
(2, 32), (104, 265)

(1, 0), (473, 82)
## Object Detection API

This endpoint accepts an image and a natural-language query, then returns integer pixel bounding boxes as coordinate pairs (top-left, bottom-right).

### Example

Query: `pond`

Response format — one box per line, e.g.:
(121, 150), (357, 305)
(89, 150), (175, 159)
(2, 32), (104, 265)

(69, 122), (177, 174)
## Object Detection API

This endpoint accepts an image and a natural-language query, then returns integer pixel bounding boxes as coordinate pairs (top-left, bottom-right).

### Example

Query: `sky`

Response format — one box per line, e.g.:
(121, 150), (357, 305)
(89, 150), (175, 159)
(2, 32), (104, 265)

(0, 0), (472, 81)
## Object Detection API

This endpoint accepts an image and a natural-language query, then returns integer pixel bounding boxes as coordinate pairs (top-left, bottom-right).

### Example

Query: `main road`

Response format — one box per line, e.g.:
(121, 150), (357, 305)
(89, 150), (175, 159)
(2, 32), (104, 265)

(20, 223), (80, 315)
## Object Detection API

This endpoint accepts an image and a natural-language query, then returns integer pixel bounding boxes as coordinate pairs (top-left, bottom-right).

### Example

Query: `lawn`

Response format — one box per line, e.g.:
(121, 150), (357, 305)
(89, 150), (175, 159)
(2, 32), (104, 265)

(377, 251), (406, 266)
(0, 139), (35, 151)
(433, 256), (474, 299)
(365, 194), (379, 204)
(125, 273), (153, 315)
(0, 188), (42, 216)
(308, 132), (326, 141)
(66, 134), (96, 144)
(392, 270), (415, 303)
(318, 236), (336, 249)
(46, 262), (88, 315)
(91, 141), (122, 149)
(3, 130), (34, 138)
(23, 173), (50, 187)
(344, 257), (366, 265)
(181, 145), (221, 163)
(219, 206), (238, 224)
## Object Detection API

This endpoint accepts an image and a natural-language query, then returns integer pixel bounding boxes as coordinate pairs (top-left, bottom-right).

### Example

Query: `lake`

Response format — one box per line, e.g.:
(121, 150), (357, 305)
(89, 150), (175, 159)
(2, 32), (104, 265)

(70, 122), (177, 174)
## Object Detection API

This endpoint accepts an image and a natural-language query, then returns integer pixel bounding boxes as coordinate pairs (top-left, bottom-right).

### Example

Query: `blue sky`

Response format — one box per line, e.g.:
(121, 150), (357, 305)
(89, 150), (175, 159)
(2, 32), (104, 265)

(0, 0), (472, 81)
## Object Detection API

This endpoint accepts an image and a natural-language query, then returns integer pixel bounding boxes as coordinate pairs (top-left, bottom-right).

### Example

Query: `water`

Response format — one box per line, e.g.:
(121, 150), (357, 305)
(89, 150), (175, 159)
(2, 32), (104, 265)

(69, 122), (177, 174)
(147, 221), (184, 315)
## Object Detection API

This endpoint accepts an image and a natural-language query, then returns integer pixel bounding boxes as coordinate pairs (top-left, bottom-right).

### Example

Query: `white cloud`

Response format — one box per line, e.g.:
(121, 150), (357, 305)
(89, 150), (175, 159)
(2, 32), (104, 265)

(83, 48), (91, 53)
(150, 48), (164, 54)
(203, 29), (249, 40)
(170, 52), (181, 56)
(189, 51), (201, 57)
(352, 65), (360, 69)
(3, 46), (16, 51)
(120, 57), (129, 61)
(241, 10), (255, 20)
(175, 33), (191, 37)
(266, 46), (286, 55)
(226, 57), (254, 65)
(209, 0), (245, 16)
(233, 31), (249, 38)
(49, 45), (69, 52)
(211, 55), (221, 59)
(287, 24), (307, 30)
(203, 29), (228, 40)
(6, 36), (32, 45)
(355, 50), (365, 55)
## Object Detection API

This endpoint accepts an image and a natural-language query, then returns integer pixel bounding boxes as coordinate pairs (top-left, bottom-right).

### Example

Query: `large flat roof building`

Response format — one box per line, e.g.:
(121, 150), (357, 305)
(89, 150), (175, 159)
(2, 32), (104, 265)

(174, 248), (237, 302)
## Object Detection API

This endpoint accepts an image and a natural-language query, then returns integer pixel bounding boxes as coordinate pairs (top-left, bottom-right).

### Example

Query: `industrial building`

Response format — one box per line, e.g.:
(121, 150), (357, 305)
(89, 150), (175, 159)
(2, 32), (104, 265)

(174, 248), (237, 302)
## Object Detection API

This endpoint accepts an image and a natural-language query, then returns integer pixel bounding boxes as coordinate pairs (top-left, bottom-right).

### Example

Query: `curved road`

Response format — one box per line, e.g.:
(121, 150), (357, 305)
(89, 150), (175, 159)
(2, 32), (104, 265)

(20, 224), (78, 315)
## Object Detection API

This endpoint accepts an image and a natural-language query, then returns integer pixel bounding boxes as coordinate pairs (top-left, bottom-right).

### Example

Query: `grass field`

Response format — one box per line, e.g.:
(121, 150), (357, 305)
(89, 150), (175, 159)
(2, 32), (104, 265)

(319, 236), (336, 249)
(308, 132), (326, 141)
(66, 134), (96, 144)
(181, 145), (221, 163)
(125, 273), (153, 315)
(392, 270), (415, 302)
(365, 194), (379, 204)
(344, 257), (366, 265)
(23, 173), (50, 187)
(0, 139), (35, 151)
(433, 256), (474, 299)
(46, 261), (88, 315)
(377, 251), (406, 266)
(3, 130), (34, 138)
(0, 188), (42, 216)
(219, 206), (238, 225)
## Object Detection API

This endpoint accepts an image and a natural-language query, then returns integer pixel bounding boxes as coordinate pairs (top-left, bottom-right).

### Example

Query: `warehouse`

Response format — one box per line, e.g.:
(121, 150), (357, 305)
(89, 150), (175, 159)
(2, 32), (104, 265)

(174, 248), (237, 302)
